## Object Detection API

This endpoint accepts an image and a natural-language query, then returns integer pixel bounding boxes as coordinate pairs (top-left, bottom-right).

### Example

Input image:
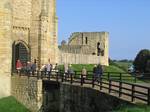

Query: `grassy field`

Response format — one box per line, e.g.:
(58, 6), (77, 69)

(114, 61), (132, 72)
(114, 104), (150, 112)
(0, 96), (30, 112)
(59, 64), (126, 72)
(59, 63), (136, 82)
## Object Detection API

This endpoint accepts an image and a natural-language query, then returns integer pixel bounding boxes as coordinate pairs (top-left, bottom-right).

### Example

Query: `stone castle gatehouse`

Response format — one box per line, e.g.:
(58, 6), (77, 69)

(0, 0), (58, 97)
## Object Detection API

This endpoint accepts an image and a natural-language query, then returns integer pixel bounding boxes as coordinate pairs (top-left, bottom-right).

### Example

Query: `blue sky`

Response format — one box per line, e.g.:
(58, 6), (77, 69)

(57, 0), (150, 60)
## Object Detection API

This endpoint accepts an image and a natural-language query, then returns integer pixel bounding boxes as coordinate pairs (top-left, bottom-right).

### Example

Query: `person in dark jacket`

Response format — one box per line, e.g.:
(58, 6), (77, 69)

(68, 64), (74, 78)
(31, 59), (37, 75)
(95, 64), (103, 83)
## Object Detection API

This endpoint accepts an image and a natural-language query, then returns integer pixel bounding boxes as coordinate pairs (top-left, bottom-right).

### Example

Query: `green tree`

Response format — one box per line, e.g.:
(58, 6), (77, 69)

(146, 59), (150, 72)
(133, 49), (150, 73)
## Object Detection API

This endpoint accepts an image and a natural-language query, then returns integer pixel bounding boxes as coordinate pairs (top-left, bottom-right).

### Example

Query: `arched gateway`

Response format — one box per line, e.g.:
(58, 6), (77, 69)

(12, 41), (30, 71)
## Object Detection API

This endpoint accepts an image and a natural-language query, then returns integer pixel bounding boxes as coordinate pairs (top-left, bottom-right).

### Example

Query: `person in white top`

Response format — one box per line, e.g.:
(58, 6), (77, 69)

(46, 59), (52, 76)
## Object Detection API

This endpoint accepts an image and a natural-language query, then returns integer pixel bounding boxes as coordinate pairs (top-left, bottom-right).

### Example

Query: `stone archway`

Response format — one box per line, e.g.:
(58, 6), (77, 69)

(12, 41), (30, 72)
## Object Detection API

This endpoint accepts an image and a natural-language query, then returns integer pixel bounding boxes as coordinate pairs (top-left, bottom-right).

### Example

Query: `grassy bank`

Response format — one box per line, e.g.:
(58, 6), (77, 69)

(0, 96), (30, 112)
(59, 64), (126, 72)
(59, 64), (135, 82)
(114, 104), (150, 112)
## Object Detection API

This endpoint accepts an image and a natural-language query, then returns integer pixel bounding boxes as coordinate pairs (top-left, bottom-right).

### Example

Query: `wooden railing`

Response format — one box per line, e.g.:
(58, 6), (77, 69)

(13, 70), (150, 105)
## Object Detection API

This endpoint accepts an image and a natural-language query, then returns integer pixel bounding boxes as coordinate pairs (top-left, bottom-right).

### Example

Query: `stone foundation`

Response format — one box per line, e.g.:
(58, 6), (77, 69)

(11, 76), (43, 112)
(0, 76), (11, 98)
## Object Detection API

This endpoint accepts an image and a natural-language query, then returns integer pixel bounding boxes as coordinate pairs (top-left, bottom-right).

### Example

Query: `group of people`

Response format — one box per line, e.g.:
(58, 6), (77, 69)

(16, 59), (103, 83)
(16, 59), (38, 75)
(64, 64), (75, 78)
(93, 64), (103, 83)
(81, 64), (103, 83)
(63, 63), (103, 83)
(16, 59), (58, 76)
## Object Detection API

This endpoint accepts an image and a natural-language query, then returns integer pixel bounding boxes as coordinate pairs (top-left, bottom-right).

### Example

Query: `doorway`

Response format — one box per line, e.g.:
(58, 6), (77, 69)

(12, 41), (30, 72)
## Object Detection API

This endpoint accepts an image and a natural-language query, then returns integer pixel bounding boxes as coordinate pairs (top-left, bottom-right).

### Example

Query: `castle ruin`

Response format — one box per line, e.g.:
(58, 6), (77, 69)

(59, 32), (109, 65)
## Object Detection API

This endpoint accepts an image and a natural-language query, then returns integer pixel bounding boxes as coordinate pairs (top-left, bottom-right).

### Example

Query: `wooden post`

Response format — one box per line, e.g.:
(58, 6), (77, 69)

(109, 80), (111, 93)
(92, 74), (95, 88)
(81, 74), (83, 86)
(120, 73), (122, 81)
(70, 73), (73, 84)
(148, 88), (150, 105)
(56, 72), (59, 82)
(119, 81), (122, 97)
(100, 77), (102, 90)
(61, 71), (64, 82)
(131, 85), (135, 102)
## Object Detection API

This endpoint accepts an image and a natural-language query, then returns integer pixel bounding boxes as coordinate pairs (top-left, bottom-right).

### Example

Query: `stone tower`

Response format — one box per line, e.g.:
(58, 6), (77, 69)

(0, 0), (58, 98)
(30, 0), (58, 66)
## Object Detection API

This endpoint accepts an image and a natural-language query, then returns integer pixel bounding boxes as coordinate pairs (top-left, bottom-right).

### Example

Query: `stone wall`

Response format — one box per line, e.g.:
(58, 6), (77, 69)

(0, 0), (12, 98)
(11, 76), (43, 112)
(59, 52), (109, 66)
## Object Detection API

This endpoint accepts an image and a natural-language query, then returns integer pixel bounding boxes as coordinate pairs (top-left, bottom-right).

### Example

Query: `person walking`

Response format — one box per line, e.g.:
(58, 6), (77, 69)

(26, 61), (31, 75)
(81, 67), (87, 83)
(96, 64), (103, 84)
(64, 63), (68, 78)
(68, 64), (74, 79)
(46, 59), (52, 77)
(31, 59), (37, 75)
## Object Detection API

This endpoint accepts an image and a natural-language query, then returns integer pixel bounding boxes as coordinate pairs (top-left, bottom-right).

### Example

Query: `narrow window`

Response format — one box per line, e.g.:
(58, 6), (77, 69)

(85, 37), (88, 44)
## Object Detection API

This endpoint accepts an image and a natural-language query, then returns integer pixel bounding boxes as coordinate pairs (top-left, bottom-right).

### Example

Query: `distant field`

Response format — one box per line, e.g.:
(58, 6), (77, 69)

(0, 96), (30, 112)
(113, 61), (132, 72)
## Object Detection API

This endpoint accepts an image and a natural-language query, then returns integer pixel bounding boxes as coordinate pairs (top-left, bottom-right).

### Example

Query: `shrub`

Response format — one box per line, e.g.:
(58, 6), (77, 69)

(133, 49), (150, 73)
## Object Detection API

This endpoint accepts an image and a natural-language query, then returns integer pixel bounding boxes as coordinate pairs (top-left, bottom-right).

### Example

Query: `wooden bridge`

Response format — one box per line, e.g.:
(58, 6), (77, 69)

(13, 70), (150, 105)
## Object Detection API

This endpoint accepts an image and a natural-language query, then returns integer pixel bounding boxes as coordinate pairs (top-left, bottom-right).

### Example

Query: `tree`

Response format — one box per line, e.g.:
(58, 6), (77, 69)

(61, 40), (67, 46)
(146, 59), (150, 73)
(133, 49), (150, 73)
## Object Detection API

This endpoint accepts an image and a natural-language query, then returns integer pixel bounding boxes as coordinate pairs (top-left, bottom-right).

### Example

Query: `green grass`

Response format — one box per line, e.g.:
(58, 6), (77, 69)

(59, 64), (136, 82)
(0, 96), (30, 112)
(113, 61), (132, 72)
(59, 64), (126, 72)
(114, 104), (150, 112)
(104, 65), (125, 73)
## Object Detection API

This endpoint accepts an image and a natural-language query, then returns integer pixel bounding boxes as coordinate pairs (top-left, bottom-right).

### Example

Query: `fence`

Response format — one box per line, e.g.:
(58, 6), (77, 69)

(13, 70), (150, 105)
